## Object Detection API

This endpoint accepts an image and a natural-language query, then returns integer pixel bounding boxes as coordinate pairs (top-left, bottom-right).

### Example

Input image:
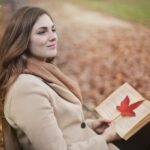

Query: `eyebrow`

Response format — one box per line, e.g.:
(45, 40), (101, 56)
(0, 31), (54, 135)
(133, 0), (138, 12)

(38, 25), (55, 30)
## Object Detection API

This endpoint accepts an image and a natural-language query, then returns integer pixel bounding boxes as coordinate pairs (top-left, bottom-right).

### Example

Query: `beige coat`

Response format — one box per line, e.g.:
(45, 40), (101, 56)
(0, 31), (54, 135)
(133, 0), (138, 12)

(4, 74), (119, 150)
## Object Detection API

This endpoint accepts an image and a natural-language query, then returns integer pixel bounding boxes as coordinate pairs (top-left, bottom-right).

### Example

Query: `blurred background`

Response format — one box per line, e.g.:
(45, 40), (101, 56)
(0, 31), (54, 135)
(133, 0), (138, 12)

(0, 0), (150, 119)
(0, 0), (150, 148)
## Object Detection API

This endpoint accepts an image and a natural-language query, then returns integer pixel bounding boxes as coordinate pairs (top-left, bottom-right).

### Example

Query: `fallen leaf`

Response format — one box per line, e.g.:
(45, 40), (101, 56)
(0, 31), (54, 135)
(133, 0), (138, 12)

(116, 96), (144, 117)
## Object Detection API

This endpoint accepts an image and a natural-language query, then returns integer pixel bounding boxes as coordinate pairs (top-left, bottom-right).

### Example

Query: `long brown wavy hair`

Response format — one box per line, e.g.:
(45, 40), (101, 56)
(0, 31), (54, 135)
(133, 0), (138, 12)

(0, 6), (52, 102)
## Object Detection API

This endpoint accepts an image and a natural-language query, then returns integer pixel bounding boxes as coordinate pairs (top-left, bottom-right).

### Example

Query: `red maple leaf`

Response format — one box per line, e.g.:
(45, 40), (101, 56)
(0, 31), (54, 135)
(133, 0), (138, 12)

(116, 96), (144, 117)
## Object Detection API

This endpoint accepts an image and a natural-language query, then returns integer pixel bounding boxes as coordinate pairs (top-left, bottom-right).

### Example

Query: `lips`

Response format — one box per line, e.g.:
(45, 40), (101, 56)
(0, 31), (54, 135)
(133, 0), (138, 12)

(47, 43), (57, 49)
(47, 43), (56, 47)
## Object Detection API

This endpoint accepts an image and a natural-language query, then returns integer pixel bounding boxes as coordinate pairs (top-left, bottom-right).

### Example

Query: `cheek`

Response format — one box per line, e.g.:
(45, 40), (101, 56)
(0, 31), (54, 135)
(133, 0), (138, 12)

(31, 36), (47, 47)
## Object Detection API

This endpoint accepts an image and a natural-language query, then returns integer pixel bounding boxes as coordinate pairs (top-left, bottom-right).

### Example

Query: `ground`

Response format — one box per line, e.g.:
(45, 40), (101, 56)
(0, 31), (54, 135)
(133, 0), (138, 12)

(33, 0), (150, 114)
(2, 0), (150, 113)
(0, 0), (150, 148)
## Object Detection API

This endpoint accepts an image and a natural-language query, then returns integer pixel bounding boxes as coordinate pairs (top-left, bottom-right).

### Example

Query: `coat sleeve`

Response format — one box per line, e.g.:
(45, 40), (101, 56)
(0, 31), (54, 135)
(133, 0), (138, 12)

(9, 77), (119, 150)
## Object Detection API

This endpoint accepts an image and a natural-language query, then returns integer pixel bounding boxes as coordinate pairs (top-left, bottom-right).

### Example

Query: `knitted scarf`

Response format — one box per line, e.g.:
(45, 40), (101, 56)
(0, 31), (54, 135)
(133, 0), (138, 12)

(23, 58), (83, 103)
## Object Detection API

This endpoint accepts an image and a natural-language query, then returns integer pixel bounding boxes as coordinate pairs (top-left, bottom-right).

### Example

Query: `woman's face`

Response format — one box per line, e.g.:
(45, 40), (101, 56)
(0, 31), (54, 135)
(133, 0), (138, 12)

(29, 14), (58, 61)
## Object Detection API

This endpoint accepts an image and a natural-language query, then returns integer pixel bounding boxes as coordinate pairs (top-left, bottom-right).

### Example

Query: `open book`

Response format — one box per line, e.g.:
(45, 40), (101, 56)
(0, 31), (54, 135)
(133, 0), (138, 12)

(95, 83), (150, 140)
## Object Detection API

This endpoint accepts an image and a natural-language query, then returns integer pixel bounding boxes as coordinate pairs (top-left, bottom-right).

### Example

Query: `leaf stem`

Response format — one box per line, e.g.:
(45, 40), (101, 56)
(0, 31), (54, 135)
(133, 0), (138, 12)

(111, 113), (121, 122)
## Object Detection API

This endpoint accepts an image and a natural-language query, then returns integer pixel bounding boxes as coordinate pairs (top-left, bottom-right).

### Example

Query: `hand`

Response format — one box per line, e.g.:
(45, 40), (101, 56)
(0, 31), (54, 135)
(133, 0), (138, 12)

(91, 118), (110, 134)
(102, 122), (121, 142)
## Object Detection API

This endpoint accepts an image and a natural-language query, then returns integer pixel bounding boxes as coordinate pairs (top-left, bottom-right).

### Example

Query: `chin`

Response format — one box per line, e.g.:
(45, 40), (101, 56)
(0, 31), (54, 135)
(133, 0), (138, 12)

(50, 49), (57, 57)
(47, 50), (57, 58)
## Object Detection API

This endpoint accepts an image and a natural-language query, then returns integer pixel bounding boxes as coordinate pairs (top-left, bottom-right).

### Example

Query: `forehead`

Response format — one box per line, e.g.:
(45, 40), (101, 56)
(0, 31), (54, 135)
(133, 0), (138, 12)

(32, 14), (54, 30)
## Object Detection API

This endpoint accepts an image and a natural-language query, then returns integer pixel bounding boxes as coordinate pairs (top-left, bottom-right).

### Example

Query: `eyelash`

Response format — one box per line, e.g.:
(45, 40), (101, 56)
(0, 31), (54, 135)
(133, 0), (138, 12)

(37, 31), (46, 34)
(37, 28), (56, 34)
(52, 28), (56, 32)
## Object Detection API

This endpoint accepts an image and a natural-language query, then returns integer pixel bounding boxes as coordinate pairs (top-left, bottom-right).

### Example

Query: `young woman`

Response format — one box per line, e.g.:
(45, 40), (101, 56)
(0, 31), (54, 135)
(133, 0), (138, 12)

(0, 6), (120, 150)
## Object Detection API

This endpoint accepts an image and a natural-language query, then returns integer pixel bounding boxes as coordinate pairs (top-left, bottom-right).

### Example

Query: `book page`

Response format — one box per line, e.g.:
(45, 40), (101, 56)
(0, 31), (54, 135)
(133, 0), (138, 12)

(115, 100), (150, 139)
(96, 83), (145, 120)
(95, 83), (150, 140)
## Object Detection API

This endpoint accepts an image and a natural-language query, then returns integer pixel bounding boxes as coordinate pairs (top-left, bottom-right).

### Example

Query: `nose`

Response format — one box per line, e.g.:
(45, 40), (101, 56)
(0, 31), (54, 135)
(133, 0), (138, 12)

(49, 32), (57, 42)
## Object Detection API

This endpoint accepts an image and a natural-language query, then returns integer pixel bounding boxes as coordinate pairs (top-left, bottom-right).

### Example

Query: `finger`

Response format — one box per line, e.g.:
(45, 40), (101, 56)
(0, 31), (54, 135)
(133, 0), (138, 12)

(92, 119), (111, 130)
(95, 125), (109, 134)
(98, 119), (111, 124)
(98, 118), (111, 124)
(94, 123), (110, 133)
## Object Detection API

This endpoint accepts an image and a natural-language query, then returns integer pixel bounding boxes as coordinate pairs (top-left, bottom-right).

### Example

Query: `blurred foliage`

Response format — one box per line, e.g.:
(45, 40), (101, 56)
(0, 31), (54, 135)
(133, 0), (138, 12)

(73, 0), (150, 26)
(0, 0), (4, 21)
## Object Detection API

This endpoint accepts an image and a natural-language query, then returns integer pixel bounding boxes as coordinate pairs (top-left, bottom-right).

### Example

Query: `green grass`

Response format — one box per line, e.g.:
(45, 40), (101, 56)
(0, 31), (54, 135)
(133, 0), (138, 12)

(0, 0), (4, 21)
(75, 0), (150, 26)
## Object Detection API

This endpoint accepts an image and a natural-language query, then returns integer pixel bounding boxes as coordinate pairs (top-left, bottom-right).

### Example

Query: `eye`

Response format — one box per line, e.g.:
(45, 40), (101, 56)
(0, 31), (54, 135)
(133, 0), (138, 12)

(52, 26), (56, 32)
(37, 30), (46, 34)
